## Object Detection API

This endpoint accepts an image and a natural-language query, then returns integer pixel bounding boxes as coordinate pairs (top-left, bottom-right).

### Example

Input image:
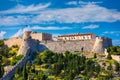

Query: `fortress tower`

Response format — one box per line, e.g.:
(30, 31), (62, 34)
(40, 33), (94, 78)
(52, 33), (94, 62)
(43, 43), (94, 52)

(92, 37), (104, 53)
(92, 37), (112, 54)
(23, 31), (31, 40)
(18, 31), (40, 55)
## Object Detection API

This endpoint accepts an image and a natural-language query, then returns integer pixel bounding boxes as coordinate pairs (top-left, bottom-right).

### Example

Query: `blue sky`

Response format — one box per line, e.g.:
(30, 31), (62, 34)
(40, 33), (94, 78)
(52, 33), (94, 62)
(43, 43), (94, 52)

(0, 0), (120, 46)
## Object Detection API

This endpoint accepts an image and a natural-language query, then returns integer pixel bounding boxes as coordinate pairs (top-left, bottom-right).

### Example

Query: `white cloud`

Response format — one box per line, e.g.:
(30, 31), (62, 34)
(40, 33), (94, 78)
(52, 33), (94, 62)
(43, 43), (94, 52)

(0, 3), (120, 26)
(32, 3), (120, 23)
(11, 26), (71, 37)
(66, 1), (102, 5)
(112, 40), (120, 46)
(0, 15), (31, 26)
(102, 31), (120, 37)
(0, 31), (6, 39)
(0, 15), (32, 26)
(82, 24), (99, 29)
(31, 26), (72, 30)
(0, 3), (51, 14)
(103, 31), (120, 35)
(11, 26), (32, 37)
(66, 1), (78, 5)
(11, 29), (23, 37)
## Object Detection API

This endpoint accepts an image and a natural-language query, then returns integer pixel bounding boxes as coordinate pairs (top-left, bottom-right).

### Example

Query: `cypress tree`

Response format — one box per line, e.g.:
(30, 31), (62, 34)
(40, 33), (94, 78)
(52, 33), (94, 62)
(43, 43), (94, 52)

(0, 55), (4, 78)
(107, 53), (112, 60)
(94, 53), (97, 58)
(0, 63), (4, 78)
(23, 64), (28, 80)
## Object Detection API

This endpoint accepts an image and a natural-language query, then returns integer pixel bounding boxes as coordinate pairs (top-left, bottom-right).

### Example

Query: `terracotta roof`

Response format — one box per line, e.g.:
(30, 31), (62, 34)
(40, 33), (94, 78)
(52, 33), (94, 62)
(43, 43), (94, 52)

(58, 33), (94, 37)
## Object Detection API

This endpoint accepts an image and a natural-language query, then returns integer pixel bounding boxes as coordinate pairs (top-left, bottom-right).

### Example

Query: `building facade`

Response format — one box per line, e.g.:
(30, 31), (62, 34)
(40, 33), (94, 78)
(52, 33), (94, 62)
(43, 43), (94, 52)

(56, 33), (96, 41)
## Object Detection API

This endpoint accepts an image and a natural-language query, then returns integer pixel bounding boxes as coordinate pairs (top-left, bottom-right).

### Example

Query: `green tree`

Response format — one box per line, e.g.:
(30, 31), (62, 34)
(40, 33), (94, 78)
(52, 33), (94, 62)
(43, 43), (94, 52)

(115, 62), (120, 71)
(82, 76), (89, 80)
(39, 72), (47, 80)
(107, 63), (112, 71)
(0, 63), (4, 78)
(0, 40), (4, 47)
(40, 50), (54, 63)
(52, 62), (63, 75)
(23, 64), (28, 80)
(94, 53), (97, 58)
(107, 53), (112, 60)
(31, 64), (35, 73)
(41, 75), (47, 80)
(95, 64), (101, 75)
(16, 66), (20, 74)
(0, 54), (2, 63)
(0, 54), (4, 78)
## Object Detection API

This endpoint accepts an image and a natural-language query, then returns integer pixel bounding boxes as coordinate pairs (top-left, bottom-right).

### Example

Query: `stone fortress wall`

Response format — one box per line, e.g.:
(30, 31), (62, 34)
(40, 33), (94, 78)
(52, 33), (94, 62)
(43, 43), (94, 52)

(4, 31), (52, 48)
(4, 31), (112, 54)
(4, 37), (22, 47)
(41, 39), (95, 53)
(30, 31), (52, 41)
(0, 48), (30, 80)
(41, 37), (112, 54)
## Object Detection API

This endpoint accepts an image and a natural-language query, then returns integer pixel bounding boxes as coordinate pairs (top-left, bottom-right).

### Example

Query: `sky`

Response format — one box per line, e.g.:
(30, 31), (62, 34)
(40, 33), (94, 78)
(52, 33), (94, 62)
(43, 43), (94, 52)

(0, 0), (120, 46)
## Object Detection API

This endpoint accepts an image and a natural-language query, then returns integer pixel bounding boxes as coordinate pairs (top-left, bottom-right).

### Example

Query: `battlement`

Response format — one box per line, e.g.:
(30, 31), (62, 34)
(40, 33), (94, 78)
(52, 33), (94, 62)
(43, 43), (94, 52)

(22, 31), (52, 41)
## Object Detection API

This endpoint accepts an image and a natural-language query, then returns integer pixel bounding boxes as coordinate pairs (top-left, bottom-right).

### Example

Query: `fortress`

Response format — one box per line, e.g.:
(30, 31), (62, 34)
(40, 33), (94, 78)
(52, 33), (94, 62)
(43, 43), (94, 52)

(4, 31), (112, 54)
(0, 31), (112, 80)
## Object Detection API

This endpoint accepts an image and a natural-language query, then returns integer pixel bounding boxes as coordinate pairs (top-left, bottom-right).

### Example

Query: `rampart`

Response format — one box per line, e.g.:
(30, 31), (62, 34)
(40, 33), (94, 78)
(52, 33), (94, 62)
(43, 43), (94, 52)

(4, 32), (112, 54)
(41, 37), (112, 54)
(41, 39), (95, 53)
(0, 48), (30, 80)
(4, 37), (22, 47)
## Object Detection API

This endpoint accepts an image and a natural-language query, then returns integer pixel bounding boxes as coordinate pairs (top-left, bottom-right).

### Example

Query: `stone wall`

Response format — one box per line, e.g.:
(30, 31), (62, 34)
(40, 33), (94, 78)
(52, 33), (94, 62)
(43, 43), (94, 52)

(4, 37), (22, 47)
(18, 31), (41, 55)
(4, 31), (112, 54)
(111, 55), (120, 63)
(41, 37), (112, 54)
(0, 48), (30, 80)
(18, 38), (40, 55)
(30, 32), (52, 41)
(41, 39), (95, 53)
(92, 37), (112, 54)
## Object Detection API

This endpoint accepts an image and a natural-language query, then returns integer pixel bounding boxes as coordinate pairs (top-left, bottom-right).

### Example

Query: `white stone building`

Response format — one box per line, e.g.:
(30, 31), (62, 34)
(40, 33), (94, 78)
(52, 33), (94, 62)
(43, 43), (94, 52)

(56, 33), (96, 41)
